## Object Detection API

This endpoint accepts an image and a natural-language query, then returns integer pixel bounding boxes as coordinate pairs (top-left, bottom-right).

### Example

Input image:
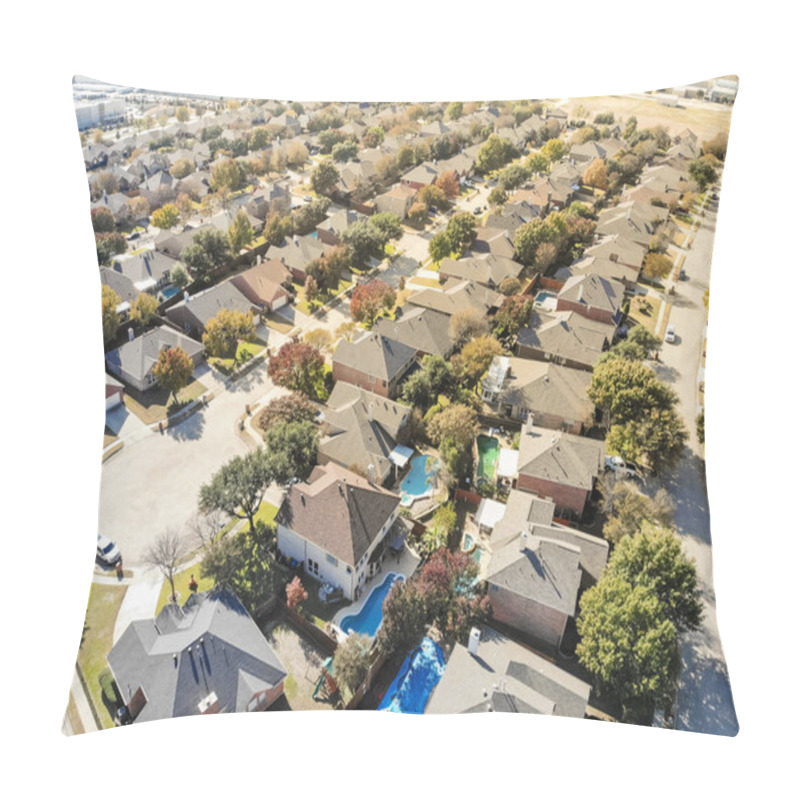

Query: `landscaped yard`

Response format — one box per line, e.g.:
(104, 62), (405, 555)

(627, 295), (664, 334)
(155, 566), (215, 614)
(77, 582), (128, 729)
(123, 379), (207, 425)
(208, 338), (266, 374)
(264, 311), (294, 334)
(293, 277), (353, 316)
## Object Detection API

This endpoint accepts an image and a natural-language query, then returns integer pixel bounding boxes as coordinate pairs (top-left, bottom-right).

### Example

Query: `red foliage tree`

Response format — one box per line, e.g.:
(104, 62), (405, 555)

(349, 279), (396, 327)
(286, 576), (308, 611)
(435, 170), (461, 199)
(267, 341), (326, 398)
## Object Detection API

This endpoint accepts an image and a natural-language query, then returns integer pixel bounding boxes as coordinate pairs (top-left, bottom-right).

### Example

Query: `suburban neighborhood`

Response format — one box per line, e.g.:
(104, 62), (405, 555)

(66, 75), (737, 734)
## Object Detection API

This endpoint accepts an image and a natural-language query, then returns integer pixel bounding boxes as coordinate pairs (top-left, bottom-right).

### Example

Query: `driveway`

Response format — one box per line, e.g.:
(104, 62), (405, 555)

(105, 402), (149, 439)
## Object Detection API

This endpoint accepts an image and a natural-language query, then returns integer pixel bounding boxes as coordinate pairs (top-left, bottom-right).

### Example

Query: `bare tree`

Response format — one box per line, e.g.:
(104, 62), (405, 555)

(187, 509), (226, 552)
(144, 528), (188, 603)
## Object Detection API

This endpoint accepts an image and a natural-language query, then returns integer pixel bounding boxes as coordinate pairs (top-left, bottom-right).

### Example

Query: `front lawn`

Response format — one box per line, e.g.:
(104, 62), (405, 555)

(254, 501), (279, 528)
(408, 276), (442, 289)
(294, 278), (352, 316)
(627, 295), (663, 335)
(264, 312), (294, 334)
(155, 566), (215, 615)
(77, 582), (128, 729)
(123, 379), (207, 425)
(208, 338), (266, 374)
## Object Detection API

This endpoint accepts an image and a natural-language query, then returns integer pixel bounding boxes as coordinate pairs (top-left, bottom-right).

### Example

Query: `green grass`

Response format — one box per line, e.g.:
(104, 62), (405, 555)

(253, 501), (279, 528)
(123, 379), (207, 425)
(156, 566), (215, 615)
(77, 583), (128, 729)
(208, 338), (266, 374)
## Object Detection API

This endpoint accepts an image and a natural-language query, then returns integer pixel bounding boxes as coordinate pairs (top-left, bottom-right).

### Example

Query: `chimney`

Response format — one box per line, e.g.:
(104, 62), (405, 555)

(367, 463), (376, 485)
(520, 531), (528, 552)
(128, 326), (135, 342)
(468, 627), (481, 656)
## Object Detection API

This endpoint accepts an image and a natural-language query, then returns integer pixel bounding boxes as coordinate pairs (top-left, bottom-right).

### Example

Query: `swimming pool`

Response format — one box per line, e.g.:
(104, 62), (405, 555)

(534, 290), (557, 310)
(462, 532), (483, 565)
(339, 572), (402, 638)
(477, 435), (500, 481)
(400, 455), (439, 506)
(378, 637), (446, 713)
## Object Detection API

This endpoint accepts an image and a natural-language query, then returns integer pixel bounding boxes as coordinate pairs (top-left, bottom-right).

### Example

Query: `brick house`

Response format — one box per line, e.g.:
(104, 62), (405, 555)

(332, 332), (417, 399)
(555, 274), (625, 326)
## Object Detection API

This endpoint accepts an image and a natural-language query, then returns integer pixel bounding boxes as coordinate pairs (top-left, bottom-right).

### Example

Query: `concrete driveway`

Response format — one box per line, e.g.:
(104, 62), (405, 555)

(105, 402), (149, 438)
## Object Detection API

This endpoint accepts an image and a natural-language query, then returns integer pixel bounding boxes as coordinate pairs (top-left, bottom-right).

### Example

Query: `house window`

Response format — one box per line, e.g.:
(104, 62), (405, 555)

(307, 559), (319, 576)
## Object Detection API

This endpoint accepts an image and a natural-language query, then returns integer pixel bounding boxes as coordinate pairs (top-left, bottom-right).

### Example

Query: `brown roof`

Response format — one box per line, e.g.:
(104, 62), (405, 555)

(276, 463), (400, 566)
(231, 259), (291, 306)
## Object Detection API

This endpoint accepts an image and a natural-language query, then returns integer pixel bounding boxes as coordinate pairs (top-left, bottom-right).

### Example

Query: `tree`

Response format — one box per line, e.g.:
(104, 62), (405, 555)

(602, 480), (674, 544)
(688, 158), (718, 191)
(101, 285), (121, 342)
(202, 308), (256, 358)
(181, 229), (233, 281)
(91, 207), (116, 233)
(310, 161), (340, 197)
(263, 213), (294, 246)
(255, 392), (316, 432)
(169, 157), (195, 179)
(332, 141), (358, 162)
(292, 198), (330, 236)
(607, 407), (687, 474)
(332, 633), (373, 694)
(426, 404), (478, 450)
(475, 134), (518, 173)
(576, 574), (678, 722)
(304, 328), (333, 352)
(263, 419), (319, 484)
(304, 275), (320, 304)
(267, 341), (326, 398)
(199, 448), (273, 533)
(342, 219), (388, 269)
(286, 140), (309, 168)
(418, 184), (447, 210)
(487, 186), (508, 207)
(401, 355), (456, 409)
(582, 158), (609, 190)
(95, 231), (127, 265)
(318, 129), (346, 154)
(144, 528), (188, 604)
(449, 308), (490, 346)
(444, 213), (477, 256)
(492, 294), (533, 341)
(362, 126), (385, 148)
(427, 503), (458, 551)
(151, 204), (180, 229)
(170, 263), (190, 289)
(541, 138), (566, 162)
(369, 212), (403, 245)
(130, 292), (159, 326)
(187, 509), (226, 552)
(428, 232), (452, 263)
(643, 252), (673, 280)
(702, 132), (728, 161)
(228, 209), (254, 252)
(497, 162), (531, 191)
(445, 101), (463, 120)
(526, 152), (550, 174)
(435, 170), (460, 199)
(377, 581), (428, 656)
(609, 523), (703, 633)
(175, 106), (190, 123)
(407, 202), (428, 227)
(454, 336), (503, 390)
(286, 576), (308, 611)
(336, 320), (359, 342)
(572, 126), (599, 145)
(210, 157), (246, 192)
(349, 280), (396, 326)
(696, 410), (705, 445)
(153, 346), (194, 403)
(498, 277), (522, 296)
(126, 196), (151, 222)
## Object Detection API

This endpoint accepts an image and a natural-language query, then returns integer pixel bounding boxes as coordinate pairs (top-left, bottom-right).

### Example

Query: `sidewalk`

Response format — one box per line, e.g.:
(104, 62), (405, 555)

(66, 668), (99, 735)
(112, 568), (163, 643)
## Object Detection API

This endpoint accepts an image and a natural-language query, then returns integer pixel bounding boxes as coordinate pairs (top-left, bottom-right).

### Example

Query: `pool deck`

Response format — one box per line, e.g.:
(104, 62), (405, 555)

(331, 544), (421, 638)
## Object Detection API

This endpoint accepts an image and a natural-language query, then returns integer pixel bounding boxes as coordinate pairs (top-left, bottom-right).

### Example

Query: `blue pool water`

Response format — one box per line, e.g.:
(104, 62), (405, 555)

(159, 285), (181, 301)
(400, 455), (439, 505)
(378, 637), (446, 713)
(339, 573), (402, 637)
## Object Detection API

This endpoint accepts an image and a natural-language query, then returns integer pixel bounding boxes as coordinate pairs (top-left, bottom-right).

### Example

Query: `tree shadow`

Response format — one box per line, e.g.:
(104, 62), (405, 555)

(226, 367), (268, 394)
(166, 408), (207, 441)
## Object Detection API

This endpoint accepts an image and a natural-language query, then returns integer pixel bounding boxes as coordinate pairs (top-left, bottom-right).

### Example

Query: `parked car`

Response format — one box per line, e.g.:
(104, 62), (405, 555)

(665, 324), (676, 343)
(605, 456), (642, 481)
(472, 206), (483, 215)
(97, 533), (122, 566)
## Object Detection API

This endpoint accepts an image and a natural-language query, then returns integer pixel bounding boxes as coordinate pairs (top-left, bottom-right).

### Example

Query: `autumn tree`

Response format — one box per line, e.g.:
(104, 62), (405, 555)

(702, 132), (728, 161)
(267, 341), (326, 399)
(286, 140), (309, 168)
(286, 576), (308, 611)
(418, 184), (447, 210)
(169, 158), (195, 179)
(91, 207), (116, 233)
(332, 633), (373, 694)
(151, 203), (180, 230)
(311, 161), (340, 197)
(454, 335), (503, 389)
(435, 170), (460, 199)
(602, 481), (674, 544)
(153, 346), (195, 403)
(643, 252), (673, 280)
(498, 277), (522, 296)
(202, 308), (256, 358)
(541, 138), (565, 162)
(349, 280), (396, 326)
(126, 196), (151, 222)
(582, 158), (609, 190)
(449, 307), (490, 347)
(493, 294), (533, 342)
(228, 209), (254, 252)
(377, 581), (428, 656)
(130, 292), (159, 326)
(101, 285), (121, 342)
(304, 328), (333, 352)
(199, 448), (274, 533)
(210, 157), (246, 192)
(407, 202), (429, 227)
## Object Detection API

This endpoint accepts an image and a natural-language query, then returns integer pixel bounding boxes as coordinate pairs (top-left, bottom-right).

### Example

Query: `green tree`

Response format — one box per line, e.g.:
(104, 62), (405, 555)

(199, 448), (274, 533)
(497, 162), (531, 191)
(263, 420), (319, 484)
(688, 158), (718, 191)
(170, 263), (190, 289)
(576, 574), (678, 723)
(696, 410), (705, 445)
(487, 186), (508, 207)
(402, 355), (456, 409)
(332, 141), (359, 162)
(445, 101), (463, 120)
(130, 292), (159, 326)
(369, 212), (403, 244)
(475, 134), (518, 173)
(588, 358), (677, 424)
(444, 212), (477, 256)
(342, 219), (387, 269)
(332, 633), (373, 693)
(151, 204), (180, 230)
(526, 152), (550, 174)
(607, 407), (687, 473)
(377, 581), (428, 656)
(175, 106), (190, 123)
(609, 523), (703, 633)
(181, 229), (233, 281)
(210, 158), (246, 192)
(602, 480), (674, 544)
(454, 336), (503, 389)
(101, 284), (121, 342)
(228, 209), (254, 252)
(311, 161), (340, 197)
(153, 346), (195, 404)
(418, 184), (447, 210)
(202, 308), (256, 358)
(426, 403), (478, 451)
(541, 138), (565, 162)
(492, 295), (533, 341)
(91, 207), (116, 233)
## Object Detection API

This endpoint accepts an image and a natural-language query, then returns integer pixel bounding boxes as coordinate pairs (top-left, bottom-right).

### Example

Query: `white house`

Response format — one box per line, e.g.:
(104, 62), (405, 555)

(275, 463), (402, 601)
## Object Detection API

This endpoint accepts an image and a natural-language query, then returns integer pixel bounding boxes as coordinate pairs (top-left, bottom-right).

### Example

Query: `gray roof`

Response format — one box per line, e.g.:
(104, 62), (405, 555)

(407, 279), (502, 317)
(111, 250), (179, 289)
(558, 274), (625, 316)
(108, 587), (287, 723)
(439, 255), (523, 289)
(486, 534), (582, 617)
(425, 627), (590, 717)
(490, 489), (556, 547)
(276, 462), (400, 566)
(267, 235), (329, 275)
(517, 310), (614, 368)
(373, 307), (455, 358)
(517, 425), (605, 491)
(105, 326), (204, 383)
(166, 281), (255, 329)
(333, 332), (417, 383)
(319, 384), (409, 479)
(100, 266), (138, 305)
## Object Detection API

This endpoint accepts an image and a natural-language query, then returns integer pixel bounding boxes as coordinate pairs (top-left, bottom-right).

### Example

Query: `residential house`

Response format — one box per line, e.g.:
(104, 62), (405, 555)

(100, 266), (139, 307)
(556, 274), (625, 326)
(480, 355), (594, 434)
(165, 281), (258, 340)
(375, 184), (417, 219)
(108, 587), (287, 723)
(317, 383), (411, 484)
(555, 253), (640, 288)
(176, 169), (211, 201)
(569, 140), (608, 164)
(595, 202), (662, 248)
(105, 325), (204, 392)
(91, 191), (131, 223)
(515, 422), (605, 518)
(438, 255), (524, 290)
(140, 170), (177, 208)
(332, 332), (417, 399)
(468, 227), (516, 259)
(316, 208), (361, 246)
(230, 258), (292, 312)
(155, 224), (215, 261)
(516, 310), (615, 372)
(406, 278), (503, 319)
(266, 234), (330, 283)
(105, 374), (124, 411)
(584, 235), (646, 272)
(275, 462), (402, 600)
(437, 151), (475, 180)
(425, 626), (591, 717)
(373, 306), (456, 359)
(111, 249), (179, 294)
(400, 162), (440, 191)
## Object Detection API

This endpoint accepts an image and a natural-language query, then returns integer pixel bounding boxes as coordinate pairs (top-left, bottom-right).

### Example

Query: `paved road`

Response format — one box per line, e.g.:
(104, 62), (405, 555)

(99, 365), (282, 563)
(647, 196), (739, 735)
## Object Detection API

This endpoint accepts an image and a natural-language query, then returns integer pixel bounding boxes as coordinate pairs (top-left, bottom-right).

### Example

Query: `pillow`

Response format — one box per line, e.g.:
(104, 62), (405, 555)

(66, 75), (738, 735)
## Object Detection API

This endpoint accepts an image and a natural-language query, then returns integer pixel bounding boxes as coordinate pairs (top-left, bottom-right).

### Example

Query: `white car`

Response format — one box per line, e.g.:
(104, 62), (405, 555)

(665, 324), (676, 343)
(97, 533), (122, 566)
(605, 456), (642, 481)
